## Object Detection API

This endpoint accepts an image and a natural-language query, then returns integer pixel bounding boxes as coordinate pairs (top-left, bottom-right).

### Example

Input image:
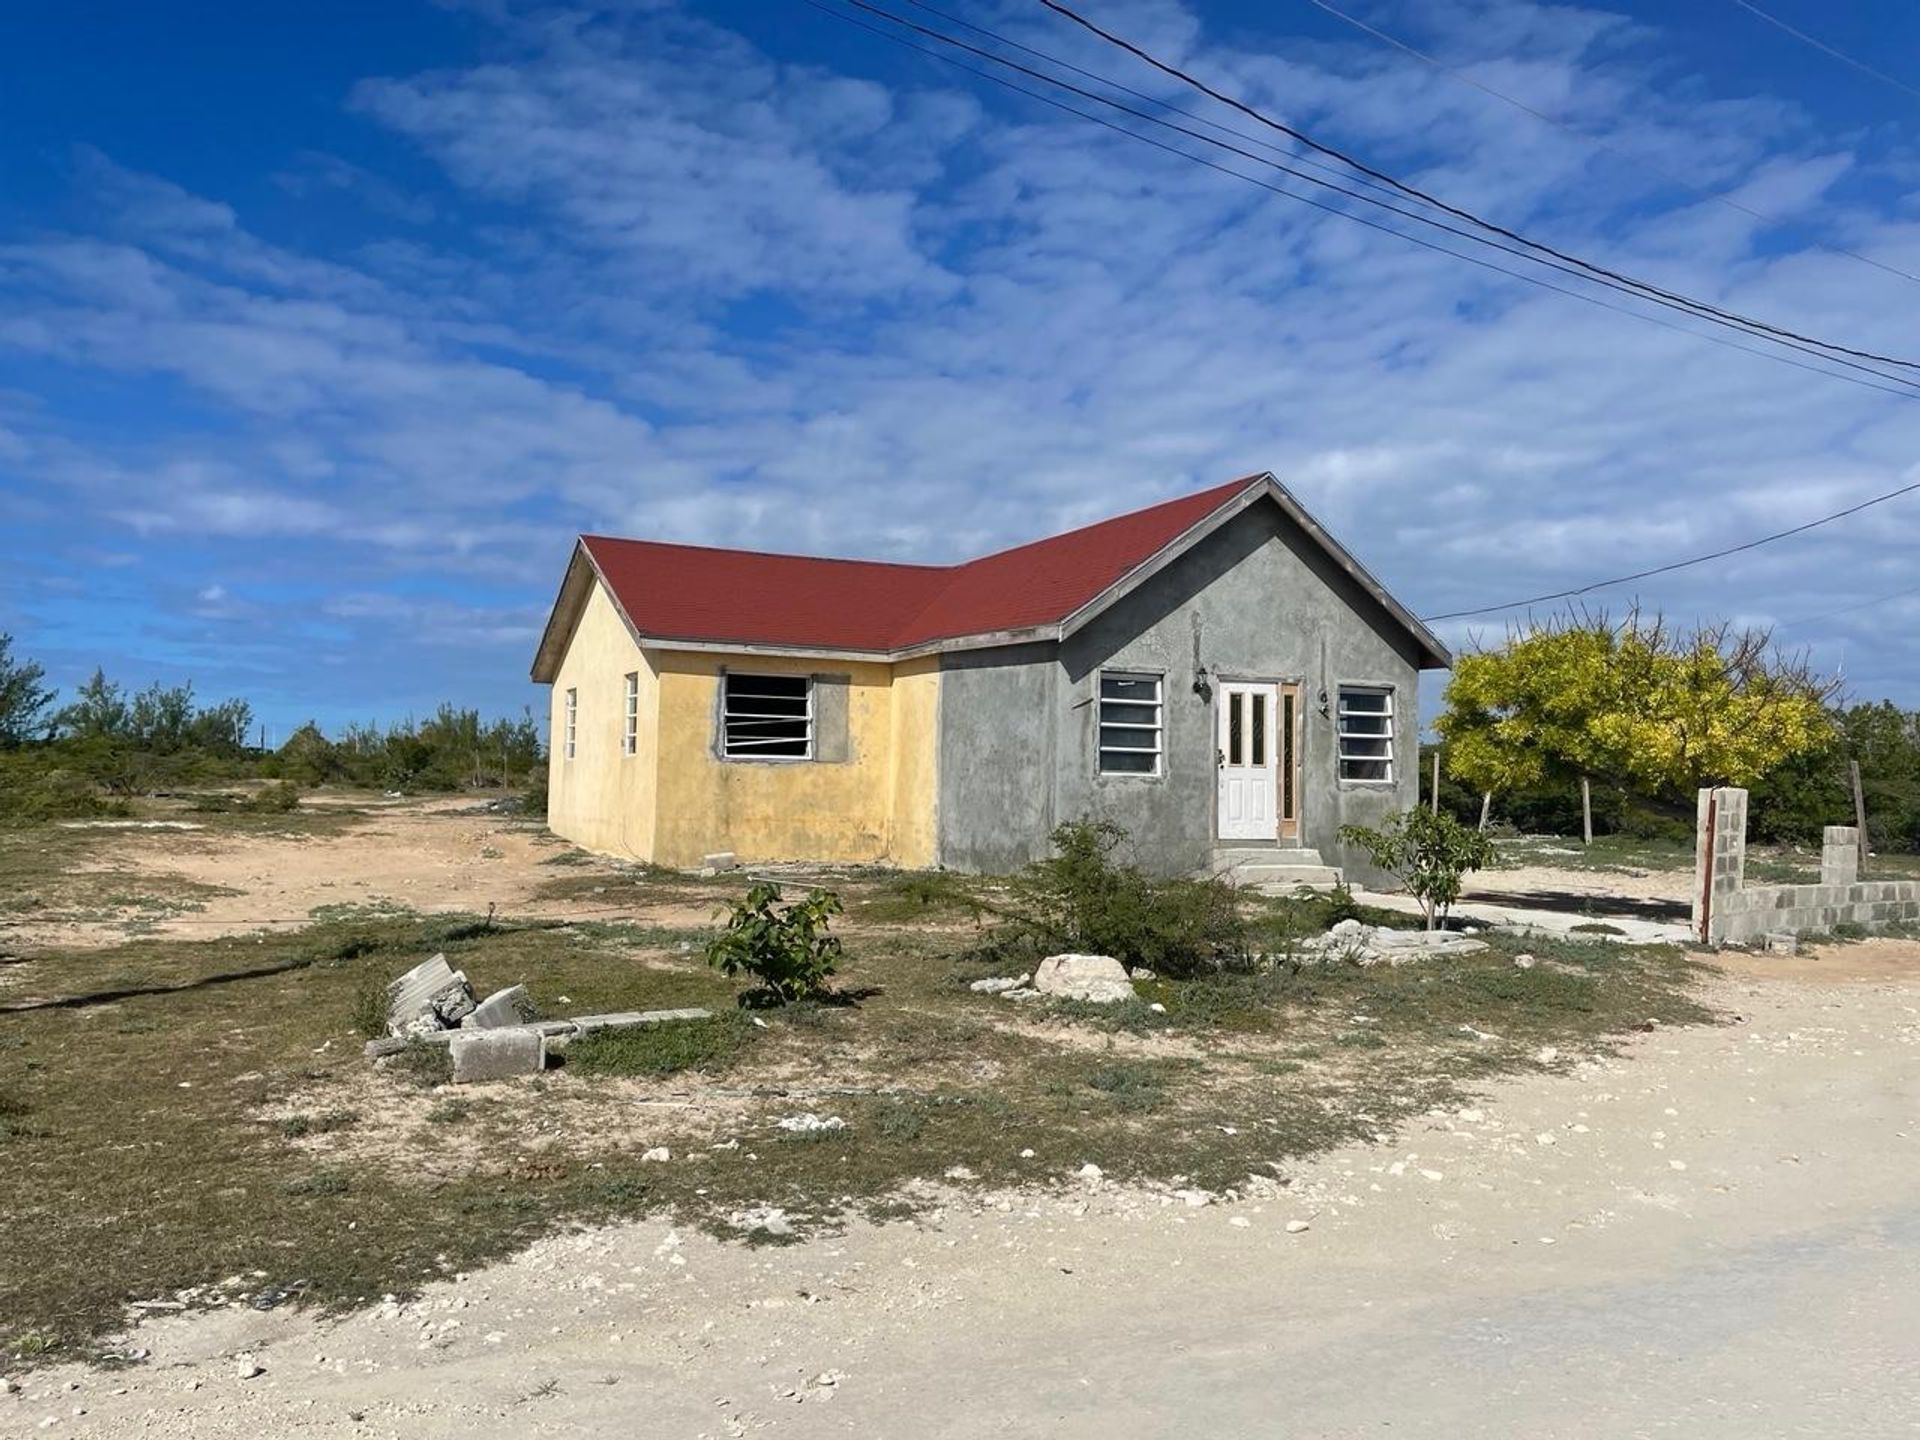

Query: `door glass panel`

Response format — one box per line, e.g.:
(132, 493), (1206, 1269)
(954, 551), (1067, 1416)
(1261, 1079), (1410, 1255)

(1228, 693), (1244, 766)
(1281, 692), (1296, 819)
(1251, 692), (1267, 767)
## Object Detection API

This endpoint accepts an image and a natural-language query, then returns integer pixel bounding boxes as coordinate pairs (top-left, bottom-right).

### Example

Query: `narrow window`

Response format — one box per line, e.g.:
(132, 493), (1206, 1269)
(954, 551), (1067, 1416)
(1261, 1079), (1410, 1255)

(722, 673), (812, 760)
(1228, 691), (1244, 766)
(622, 672), (639, 757)
(1251, 691), (1267, 768)
(563, 688), (578, 761)
(1097, 670), (1162, 776)
(1337, 686), (1394, 782)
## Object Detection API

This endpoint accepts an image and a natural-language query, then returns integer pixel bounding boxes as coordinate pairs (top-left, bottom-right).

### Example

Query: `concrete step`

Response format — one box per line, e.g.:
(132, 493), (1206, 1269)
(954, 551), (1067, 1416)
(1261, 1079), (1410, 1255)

(1235, 864), (1343, 890)
(1212, 846), (1325, 872)
(1211, 848), (1342, 890)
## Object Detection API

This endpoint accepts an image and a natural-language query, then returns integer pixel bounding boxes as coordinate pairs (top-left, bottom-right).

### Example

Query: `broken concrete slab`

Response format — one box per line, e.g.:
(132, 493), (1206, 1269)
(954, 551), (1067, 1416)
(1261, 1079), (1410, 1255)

(386, 953), (455, 1035)
(570, 1007), (712, 1033)
(462, 984), (535, 1030)
(364, 1019), (573, 1059)
(1032, 954), (1136, 1004)
(701, 851), (740, 871)
(1764, 931), (1799, 956)
(449, 1028), (546, 1083)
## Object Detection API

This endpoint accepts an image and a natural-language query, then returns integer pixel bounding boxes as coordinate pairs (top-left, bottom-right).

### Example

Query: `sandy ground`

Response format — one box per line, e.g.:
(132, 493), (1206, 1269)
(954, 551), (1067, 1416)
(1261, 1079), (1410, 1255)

(9, 946), (1916, 1438)
(9, 800), (717, 953)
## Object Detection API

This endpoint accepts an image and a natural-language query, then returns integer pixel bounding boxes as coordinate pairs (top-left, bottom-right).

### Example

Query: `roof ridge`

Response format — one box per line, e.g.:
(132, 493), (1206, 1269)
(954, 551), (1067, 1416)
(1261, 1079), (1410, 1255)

(883, 474), (1263, 646)
(580, 533), (951, 575)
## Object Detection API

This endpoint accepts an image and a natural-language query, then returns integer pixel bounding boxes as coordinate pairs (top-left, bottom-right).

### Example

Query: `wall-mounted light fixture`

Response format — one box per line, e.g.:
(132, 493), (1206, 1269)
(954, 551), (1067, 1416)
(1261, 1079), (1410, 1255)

(1317, 686), (1330, 719)
(1192, 663), (1212, 702)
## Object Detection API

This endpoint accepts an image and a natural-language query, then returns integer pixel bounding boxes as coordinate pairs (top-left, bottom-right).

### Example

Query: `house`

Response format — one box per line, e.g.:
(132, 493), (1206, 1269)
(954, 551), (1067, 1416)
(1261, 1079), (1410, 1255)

(530, 473), (1450, 887)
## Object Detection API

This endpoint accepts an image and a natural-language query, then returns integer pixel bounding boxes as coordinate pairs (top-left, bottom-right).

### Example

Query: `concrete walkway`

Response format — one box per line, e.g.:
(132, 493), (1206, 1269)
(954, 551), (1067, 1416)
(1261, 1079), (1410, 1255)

(1354, 885), (1695, 944)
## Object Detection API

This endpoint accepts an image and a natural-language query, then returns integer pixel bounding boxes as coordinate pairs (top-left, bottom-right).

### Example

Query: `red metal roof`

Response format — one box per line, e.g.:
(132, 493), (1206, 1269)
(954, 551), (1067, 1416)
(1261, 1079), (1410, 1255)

(580, 475), (1259, 653)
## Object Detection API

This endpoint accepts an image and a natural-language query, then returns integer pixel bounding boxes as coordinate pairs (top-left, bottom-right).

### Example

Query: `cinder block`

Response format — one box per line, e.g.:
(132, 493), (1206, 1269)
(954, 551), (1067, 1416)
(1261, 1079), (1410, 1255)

(449, 1028), (546, 1083)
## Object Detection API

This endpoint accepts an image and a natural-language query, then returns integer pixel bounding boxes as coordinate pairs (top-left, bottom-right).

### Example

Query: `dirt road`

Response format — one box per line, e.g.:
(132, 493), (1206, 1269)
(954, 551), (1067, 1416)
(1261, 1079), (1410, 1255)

(10, 951), (1916, 1438)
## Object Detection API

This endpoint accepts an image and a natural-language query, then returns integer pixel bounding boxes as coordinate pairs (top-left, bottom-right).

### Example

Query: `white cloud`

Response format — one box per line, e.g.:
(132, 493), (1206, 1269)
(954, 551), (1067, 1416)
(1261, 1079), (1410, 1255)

(4, 0), (1920, 711)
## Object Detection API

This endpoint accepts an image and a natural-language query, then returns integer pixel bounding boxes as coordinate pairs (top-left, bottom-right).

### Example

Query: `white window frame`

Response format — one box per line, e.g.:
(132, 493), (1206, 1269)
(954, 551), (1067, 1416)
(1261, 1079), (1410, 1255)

(563, 687), (578, 761)
(721, 672), (814, 762)
(1096, 669), (1164, 777)
(622, 671), (639, 757)
(1336, 685), (1395, 784)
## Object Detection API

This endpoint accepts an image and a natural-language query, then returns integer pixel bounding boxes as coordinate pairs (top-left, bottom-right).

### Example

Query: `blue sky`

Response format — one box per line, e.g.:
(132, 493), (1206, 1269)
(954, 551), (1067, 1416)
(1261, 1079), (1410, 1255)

(3, 0), (1919, 739)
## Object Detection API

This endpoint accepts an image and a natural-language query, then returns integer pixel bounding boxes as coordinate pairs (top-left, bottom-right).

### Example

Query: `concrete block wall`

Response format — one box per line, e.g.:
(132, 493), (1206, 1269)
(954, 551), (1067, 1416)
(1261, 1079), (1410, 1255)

(1694, 789), (1920, 946)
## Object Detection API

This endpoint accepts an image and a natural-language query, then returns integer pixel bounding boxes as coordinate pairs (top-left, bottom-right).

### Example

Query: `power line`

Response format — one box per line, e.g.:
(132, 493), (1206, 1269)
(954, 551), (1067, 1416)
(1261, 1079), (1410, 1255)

(1777, 579), (1920, 630)
(1727, 0), (1920, 106)
(1301, 0), (1920, 288)
(1422, 477), (1920, 622)
(811, 0), (1920, 401)
(1034, 0), (1920, 374)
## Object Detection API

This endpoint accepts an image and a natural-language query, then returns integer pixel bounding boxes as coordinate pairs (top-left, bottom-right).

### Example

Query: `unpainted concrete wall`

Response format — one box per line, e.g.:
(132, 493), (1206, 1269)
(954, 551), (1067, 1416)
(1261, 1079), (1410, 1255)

(936, 500), (1424, 882)
(1694, 788), (1920, 944)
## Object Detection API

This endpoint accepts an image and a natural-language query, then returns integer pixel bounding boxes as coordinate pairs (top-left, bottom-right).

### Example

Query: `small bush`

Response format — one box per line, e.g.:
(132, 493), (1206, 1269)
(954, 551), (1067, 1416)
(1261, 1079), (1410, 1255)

(248, 781), (301, 814)
(706, 884), (842, 1005)
(1001, 820), (1247, 978)
(1085, 1061), (1167, 1111)
(1339, 808), (1494, 928)
(565, 1013), (757, 1078)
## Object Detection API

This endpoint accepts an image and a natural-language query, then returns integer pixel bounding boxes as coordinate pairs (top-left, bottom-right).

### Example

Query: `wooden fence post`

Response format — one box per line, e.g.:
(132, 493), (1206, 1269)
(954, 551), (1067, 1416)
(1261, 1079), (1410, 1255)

(1478, 791), (1492, 830)
(1431, 751), (1440, 815)
(1581, 776), (1593, 847)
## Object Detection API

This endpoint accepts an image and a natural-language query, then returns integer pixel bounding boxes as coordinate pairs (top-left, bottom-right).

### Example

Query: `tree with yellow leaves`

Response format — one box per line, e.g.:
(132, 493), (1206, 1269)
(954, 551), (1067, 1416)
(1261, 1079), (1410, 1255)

(1438, 610), (1835, 822)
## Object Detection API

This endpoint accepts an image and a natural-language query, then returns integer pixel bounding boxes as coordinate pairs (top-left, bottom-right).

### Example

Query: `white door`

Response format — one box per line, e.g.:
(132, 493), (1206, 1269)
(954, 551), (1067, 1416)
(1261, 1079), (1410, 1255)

(1217, 682), (1278, 841)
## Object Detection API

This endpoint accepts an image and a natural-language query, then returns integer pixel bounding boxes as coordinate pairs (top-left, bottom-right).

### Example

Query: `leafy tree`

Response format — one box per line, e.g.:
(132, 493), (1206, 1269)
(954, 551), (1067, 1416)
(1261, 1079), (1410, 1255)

(0, 634), (56, 748)
(1339, 808), (1495, 930)
(56, 668), (128, 740)
(1440, 611), (1834, 820)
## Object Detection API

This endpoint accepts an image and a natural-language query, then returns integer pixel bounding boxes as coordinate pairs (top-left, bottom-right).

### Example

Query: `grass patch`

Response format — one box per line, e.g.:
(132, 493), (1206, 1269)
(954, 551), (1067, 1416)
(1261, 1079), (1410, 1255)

(0, 843), (1717, 1370)
(564, 1013), (758, 1078)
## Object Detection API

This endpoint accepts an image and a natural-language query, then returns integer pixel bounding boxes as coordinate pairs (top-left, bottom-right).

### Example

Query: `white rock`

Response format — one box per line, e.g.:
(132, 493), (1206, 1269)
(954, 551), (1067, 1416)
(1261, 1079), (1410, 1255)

(235, 1357), (264, 1381)
(1535, 1133), (1558, 1146)
(1076, 1163), (1104, 1181)
(641, 1147), (671, 1163)
(1535, 1046), (1559, 1065)
(969, 976), (1028, 994)
(1032, 954), (1136, 1004)
(1019, 1148), (1035, 1159)
(775, 1113), (847, 1134)
(1285, 1219), (1311, 1234)
(1514, 954), (1537, 970)
(1228, 1216), (1252, 1229)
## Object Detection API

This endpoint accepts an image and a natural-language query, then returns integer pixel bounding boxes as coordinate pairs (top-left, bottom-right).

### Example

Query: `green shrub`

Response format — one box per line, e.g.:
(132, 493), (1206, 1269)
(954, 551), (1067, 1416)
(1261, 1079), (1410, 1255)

(565, 1013), (757, 1078)
(1339, 808), (1494, 929)
(1002, 819), (1247, 978)
(705, 884), (842, 1005)
(248, 781), (301, 813)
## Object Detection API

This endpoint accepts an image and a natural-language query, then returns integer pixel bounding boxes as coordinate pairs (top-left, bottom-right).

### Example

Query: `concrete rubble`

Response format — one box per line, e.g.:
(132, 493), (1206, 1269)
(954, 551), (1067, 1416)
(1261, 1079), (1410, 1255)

(385, 954), (477, 1038)
(1294, 919), (1489, 966)
(449, 1028), (547, 1084)
(365, 956), (715, 1078)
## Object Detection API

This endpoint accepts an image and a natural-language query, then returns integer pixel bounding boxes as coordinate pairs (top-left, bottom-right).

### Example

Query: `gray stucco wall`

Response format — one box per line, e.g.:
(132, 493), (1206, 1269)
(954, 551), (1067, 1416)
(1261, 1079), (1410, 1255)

(935, 499), (1427, 884)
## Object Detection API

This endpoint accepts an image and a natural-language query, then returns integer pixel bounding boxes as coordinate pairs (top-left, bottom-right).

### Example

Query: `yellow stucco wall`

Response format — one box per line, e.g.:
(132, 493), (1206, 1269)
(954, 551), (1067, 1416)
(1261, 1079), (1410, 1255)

(543, 575), (945, 867)
(546, 581), (659, 860)
(651, 651), (898, 867)
(886, 655), (941, 869)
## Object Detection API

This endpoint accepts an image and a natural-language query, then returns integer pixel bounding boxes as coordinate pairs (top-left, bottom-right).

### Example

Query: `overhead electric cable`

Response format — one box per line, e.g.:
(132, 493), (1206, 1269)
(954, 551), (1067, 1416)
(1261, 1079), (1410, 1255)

(1777, 580), (1920, 629)
(1727, 0), (1920, 106)
(1301, 0), (1920, 288)
(1033, 0), (1920, 373)
(809, 0), (1920, 400)
(1421, 478), (1920, 621)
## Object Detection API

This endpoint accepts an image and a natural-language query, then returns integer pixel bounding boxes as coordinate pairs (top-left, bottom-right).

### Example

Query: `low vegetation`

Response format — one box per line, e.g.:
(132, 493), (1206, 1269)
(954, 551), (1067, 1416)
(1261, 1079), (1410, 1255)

(0, 635), (544, 824)
(1339, 808), (1495, 929)
(0, 810), (1720, 1368)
